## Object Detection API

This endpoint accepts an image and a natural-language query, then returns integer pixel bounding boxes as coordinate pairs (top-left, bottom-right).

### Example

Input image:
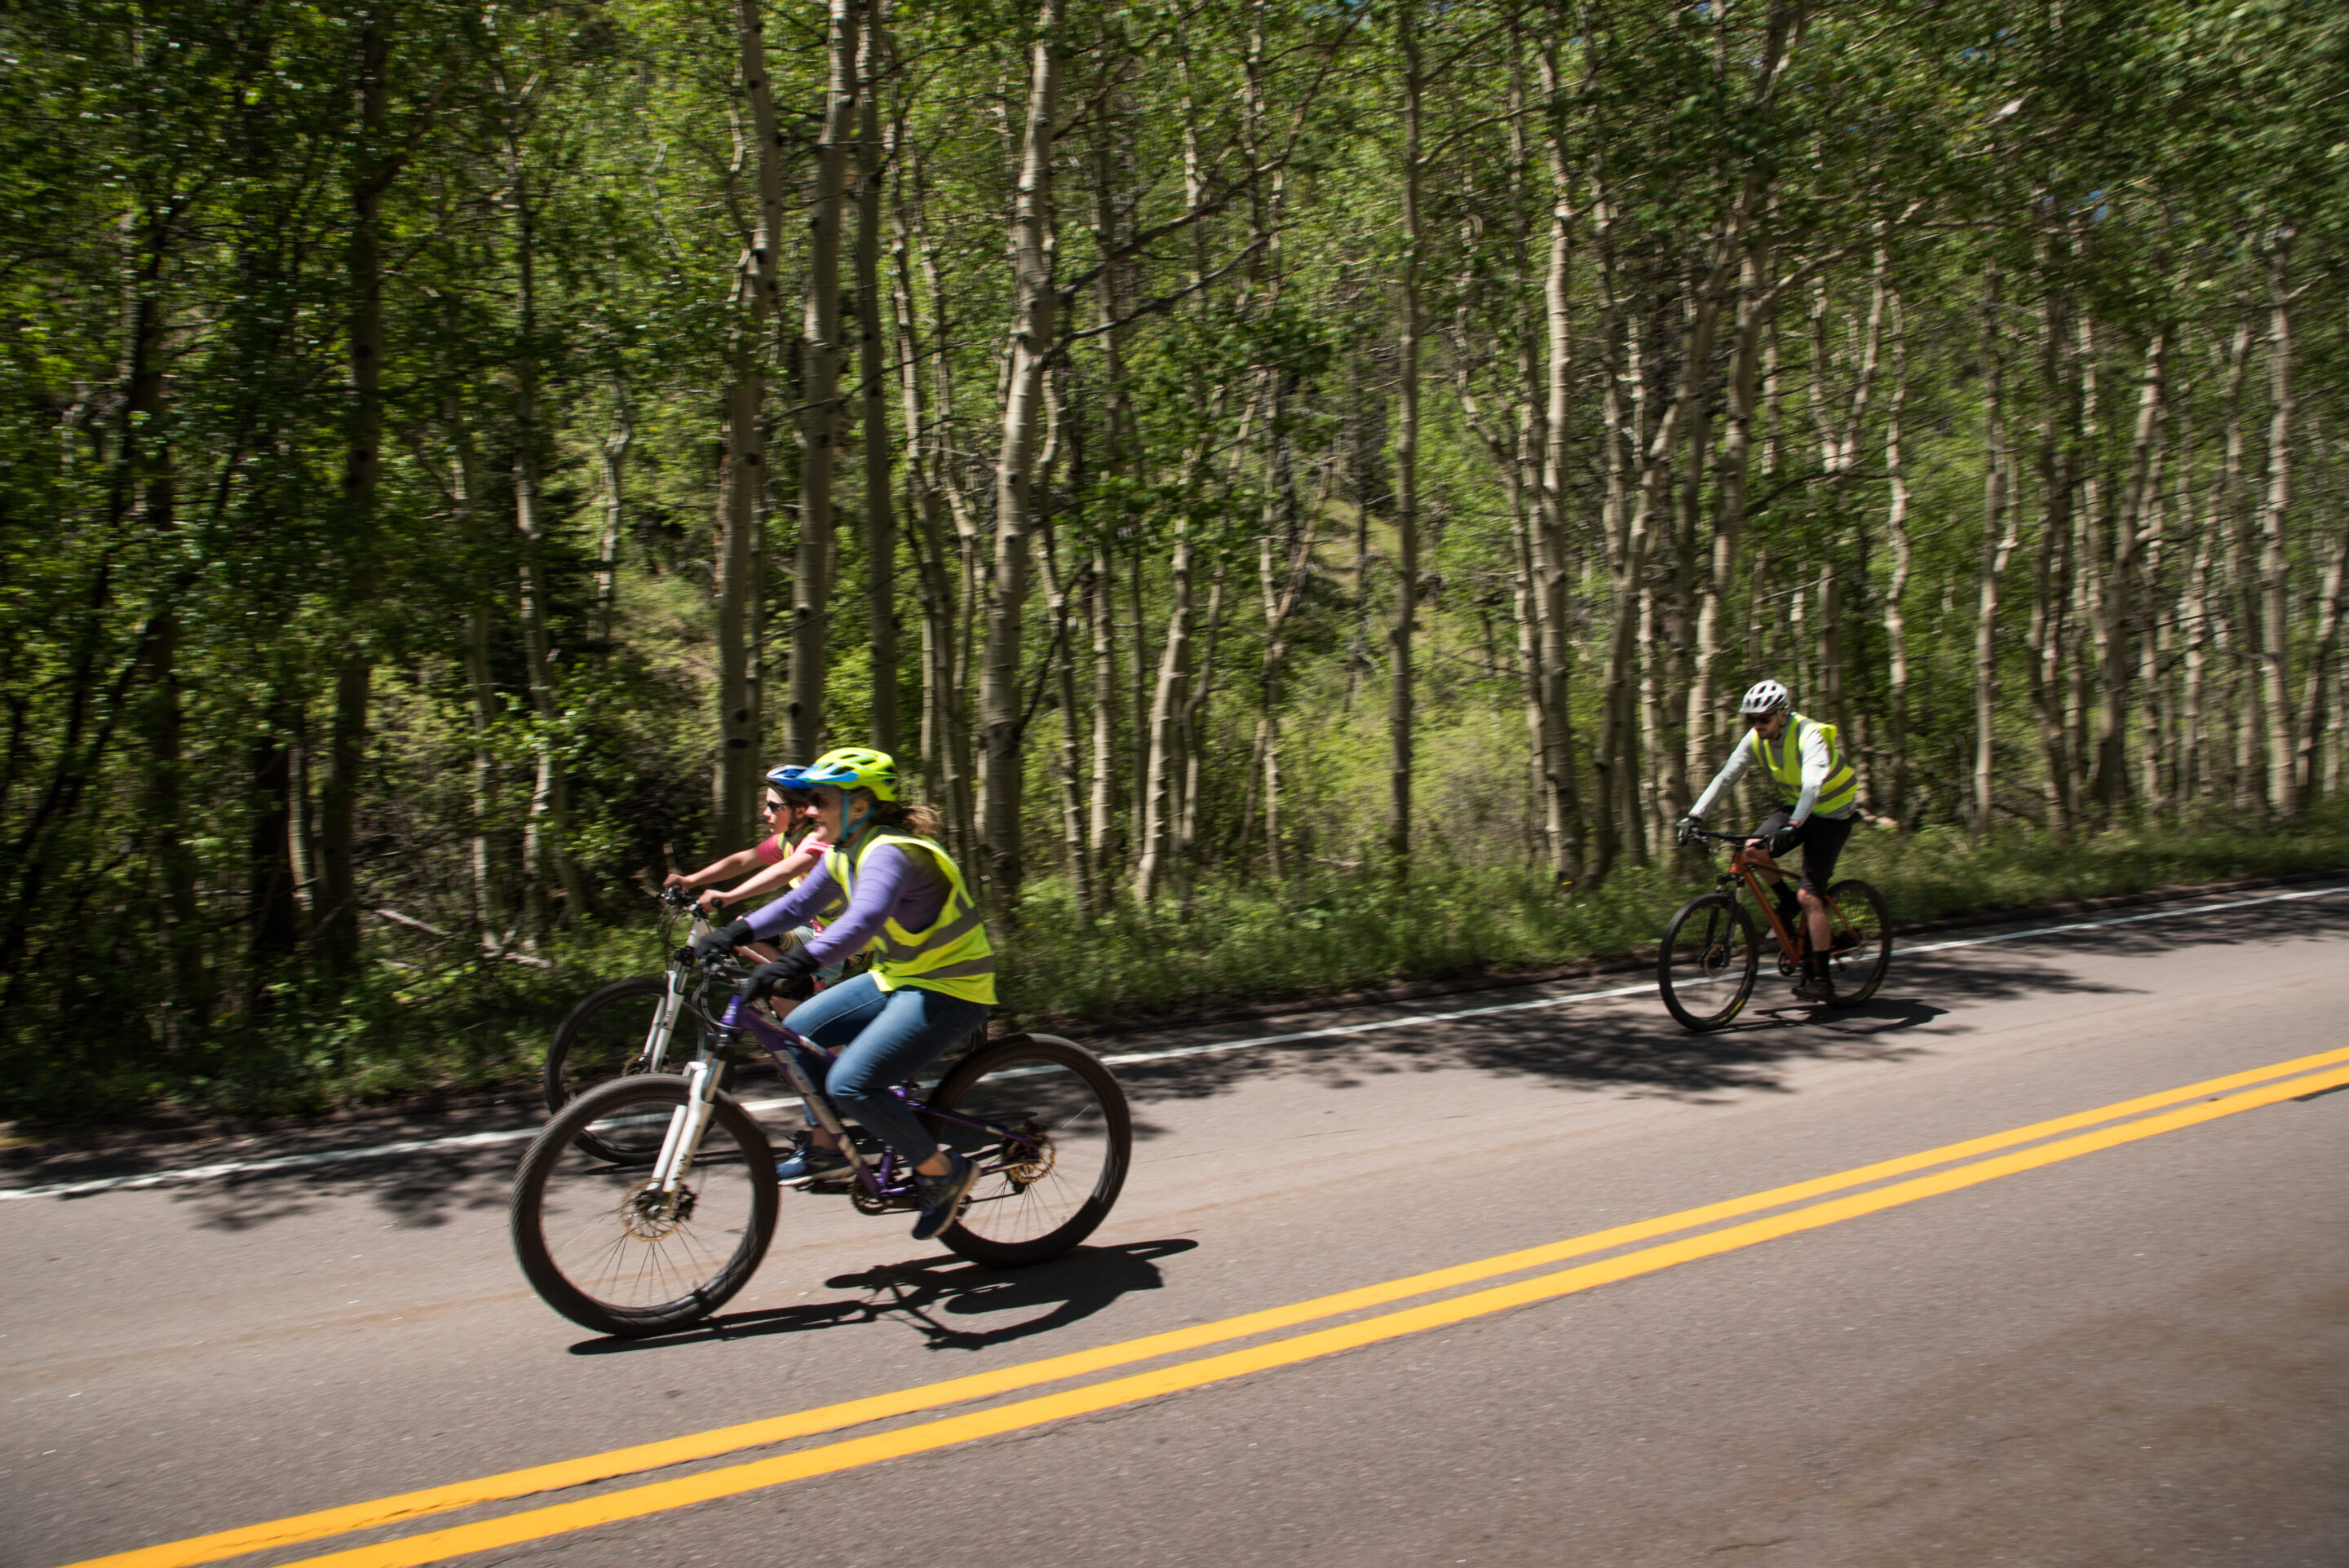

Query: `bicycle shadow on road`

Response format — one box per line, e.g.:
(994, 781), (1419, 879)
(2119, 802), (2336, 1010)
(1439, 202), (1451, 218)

(564, 1236), (1199, 1358)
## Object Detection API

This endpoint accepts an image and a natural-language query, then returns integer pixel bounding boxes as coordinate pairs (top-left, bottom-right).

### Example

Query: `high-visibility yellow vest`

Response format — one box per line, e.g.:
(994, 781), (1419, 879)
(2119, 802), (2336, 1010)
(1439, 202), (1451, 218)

(1746, 713), (1858, 817)
(820, 831), (997, 1006)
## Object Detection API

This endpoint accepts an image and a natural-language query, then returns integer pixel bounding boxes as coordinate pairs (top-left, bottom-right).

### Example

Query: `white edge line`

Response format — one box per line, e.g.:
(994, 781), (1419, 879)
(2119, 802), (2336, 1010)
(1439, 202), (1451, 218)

(9, 883), (2342, 1203)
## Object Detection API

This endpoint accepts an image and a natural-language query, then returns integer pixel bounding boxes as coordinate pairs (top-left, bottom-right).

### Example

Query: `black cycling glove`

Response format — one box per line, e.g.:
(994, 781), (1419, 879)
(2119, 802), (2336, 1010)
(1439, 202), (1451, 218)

(1767, 824), (1802, 858)
(691, 920), (756, 965)
(741, 946), (821, 1004)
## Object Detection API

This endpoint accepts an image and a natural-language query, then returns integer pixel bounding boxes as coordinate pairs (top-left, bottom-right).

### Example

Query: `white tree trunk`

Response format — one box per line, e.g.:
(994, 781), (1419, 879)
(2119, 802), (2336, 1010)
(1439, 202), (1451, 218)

(975, 0), (1064, 904)
(856, 0), (899, 753)
(788, 0), (858, 762)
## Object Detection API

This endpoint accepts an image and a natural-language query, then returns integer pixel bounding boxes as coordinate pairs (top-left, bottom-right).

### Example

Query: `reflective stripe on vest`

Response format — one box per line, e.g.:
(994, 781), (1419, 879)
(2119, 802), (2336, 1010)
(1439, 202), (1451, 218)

(1752, 713), (1858, 816)
(821, 831), (998, 1006)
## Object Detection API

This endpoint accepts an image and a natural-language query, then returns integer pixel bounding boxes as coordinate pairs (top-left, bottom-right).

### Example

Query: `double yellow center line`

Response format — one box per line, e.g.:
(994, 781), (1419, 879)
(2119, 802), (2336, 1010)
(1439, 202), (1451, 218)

(68, 1043), (2349, 1568)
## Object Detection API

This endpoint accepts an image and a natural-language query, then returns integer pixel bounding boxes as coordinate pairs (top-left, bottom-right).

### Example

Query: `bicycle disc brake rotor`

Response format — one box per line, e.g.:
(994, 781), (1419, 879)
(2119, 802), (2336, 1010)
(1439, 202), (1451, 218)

(619, 1182), (695, 1240)
(1001, 1122), (1054, 1187)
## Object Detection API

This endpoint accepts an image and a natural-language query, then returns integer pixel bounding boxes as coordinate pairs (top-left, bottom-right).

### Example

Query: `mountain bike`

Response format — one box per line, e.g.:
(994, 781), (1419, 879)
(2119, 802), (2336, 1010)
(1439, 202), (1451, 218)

(510, 974), (1132, 1338)
(539, 888), (719, 1164)
(542, 889), (877, 1163)
(1657, 828), (1892, 1031)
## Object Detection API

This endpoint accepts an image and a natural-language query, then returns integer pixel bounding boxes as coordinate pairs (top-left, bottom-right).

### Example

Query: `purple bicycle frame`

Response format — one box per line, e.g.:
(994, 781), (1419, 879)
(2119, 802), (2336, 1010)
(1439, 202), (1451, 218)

(714, 993), (1029, 1203)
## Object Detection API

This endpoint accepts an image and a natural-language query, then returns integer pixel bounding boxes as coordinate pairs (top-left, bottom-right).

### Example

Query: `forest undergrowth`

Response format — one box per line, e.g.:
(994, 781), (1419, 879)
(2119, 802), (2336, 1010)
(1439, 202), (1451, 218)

(13, 816), (2345, 1136)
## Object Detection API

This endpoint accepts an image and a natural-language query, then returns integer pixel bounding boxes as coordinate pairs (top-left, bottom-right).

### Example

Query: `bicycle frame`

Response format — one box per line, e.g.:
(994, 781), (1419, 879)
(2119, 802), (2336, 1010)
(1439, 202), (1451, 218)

(1704, 832), (1854, 964)
(650, 988), (1040, 1208)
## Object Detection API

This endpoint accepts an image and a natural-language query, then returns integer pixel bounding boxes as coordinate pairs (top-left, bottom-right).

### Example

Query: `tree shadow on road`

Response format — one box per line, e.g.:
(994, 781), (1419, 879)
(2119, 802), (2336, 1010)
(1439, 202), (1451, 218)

(157, 1144), (521, 1233)
(15, 894), (2342, 1228)
(564, 1237), (1198, 1358)
(1106, 895), (2349, 1111)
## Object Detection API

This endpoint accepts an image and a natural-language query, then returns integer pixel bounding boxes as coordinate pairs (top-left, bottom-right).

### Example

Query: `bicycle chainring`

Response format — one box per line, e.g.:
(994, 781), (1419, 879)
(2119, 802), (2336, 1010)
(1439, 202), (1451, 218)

(849, 1183), (917, 1214)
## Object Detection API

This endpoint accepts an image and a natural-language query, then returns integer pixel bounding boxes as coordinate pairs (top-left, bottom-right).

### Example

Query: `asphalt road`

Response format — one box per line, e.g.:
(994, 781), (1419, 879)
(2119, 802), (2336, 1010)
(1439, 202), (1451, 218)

(7, 885), (2347, 1568)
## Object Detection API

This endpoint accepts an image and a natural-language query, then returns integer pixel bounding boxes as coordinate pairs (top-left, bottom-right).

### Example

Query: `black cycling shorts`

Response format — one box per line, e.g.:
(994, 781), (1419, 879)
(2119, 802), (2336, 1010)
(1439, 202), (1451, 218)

(1755, 807), (1854, 894)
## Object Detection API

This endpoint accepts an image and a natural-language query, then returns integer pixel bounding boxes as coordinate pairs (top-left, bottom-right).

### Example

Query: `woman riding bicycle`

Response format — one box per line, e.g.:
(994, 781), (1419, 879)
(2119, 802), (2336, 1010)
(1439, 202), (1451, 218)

(692, 747), (995, 1243)
(665, 765), (832, 920)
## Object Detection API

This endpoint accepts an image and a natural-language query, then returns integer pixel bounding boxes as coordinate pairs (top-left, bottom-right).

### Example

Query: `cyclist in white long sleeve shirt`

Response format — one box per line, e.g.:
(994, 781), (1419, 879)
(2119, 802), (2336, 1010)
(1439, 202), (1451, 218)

(1676, 679), (1860, 1002)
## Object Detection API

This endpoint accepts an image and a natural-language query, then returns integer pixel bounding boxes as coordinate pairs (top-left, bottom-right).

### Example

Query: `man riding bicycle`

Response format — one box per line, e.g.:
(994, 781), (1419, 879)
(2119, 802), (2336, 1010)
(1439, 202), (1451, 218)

(1677, 679), (1859, 1003)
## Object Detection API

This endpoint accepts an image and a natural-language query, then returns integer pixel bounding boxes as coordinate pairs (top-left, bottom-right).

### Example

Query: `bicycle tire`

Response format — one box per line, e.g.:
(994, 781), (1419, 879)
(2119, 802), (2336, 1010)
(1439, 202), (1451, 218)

(921, 1034), (1130, 1269)
(544, 975), (675, 1160)
(511, 1075), (777, 1338)
(1658, 891), (1760, 1031)
(1821, 878), (1892, 1005)
(545, 975), (741, 1161)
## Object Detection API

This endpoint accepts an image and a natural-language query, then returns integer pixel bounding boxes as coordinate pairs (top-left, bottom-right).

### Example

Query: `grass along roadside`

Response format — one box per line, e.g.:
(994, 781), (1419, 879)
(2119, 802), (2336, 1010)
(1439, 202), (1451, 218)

(7, 812), (2348, 1133)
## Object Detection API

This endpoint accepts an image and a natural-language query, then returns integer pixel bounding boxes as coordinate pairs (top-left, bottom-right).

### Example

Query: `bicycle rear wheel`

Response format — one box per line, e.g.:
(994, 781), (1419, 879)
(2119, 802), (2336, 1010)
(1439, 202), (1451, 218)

(921, 1035), (1130, 1268)
(511, 1076), (776, 1337)
(1658, 891), (1760, 1031)
(1821, 879), (1892, 1005)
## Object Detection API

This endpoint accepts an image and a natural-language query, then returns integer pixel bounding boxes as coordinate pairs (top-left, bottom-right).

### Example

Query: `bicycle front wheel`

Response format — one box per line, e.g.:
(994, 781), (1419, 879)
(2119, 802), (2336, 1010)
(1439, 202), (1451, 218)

(922, 1035), (1130, 1268)
(1821, 879), (1892, 1005)
(511, 1076), (777, 1338)
(544, 976), (680, 1160)
(1659, 892), (1759, 1031)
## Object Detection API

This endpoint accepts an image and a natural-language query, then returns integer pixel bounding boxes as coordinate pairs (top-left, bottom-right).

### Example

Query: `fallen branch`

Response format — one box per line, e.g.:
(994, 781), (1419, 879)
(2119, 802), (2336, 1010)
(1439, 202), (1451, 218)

(372, 908), (555, 969)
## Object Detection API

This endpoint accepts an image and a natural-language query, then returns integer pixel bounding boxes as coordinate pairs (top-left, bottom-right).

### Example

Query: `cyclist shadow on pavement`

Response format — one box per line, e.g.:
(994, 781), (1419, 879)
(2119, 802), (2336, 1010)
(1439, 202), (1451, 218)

(566, 1236), (1199, 1358)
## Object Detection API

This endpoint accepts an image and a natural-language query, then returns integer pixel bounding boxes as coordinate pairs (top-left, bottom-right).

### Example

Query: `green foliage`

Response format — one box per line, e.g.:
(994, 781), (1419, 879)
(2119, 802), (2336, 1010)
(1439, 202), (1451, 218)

(6, 0), (2349, 1126)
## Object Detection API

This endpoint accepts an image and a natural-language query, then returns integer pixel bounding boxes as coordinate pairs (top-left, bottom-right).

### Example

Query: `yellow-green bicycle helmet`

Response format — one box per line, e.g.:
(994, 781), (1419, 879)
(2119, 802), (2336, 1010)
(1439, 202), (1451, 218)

(800, 746), (899, 802)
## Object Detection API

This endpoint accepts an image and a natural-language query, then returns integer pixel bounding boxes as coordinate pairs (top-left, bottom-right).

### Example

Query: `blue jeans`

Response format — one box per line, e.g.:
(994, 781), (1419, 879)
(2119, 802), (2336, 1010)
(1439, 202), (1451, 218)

(783, 973), (990, 1166)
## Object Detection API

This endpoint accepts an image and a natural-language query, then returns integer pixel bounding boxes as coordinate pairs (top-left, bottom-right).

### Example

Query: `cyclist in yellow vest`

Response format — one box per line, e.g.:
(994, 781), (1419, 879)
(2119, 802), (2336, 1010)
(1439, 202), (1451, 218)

(1676, 679), (1860, 1002)
(692, 746), (995, 1241)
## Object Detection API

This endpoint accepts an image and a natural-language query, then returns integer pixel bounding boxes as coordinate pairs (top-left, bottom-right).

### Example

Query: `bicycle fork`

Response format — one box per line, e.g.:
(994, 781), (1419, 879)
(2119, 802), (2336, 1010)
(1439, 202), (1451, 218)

(648, 1056), (720, 1196)
(639, 971), (684, 1072)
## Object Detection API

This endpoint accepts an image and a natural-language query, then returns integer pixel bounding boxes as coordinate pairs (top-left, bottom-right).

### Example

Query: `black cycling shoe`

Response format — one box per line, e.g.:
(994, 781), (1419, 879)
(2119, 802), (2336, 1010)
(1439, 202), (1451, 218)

(1792, 974), (1835, 1003)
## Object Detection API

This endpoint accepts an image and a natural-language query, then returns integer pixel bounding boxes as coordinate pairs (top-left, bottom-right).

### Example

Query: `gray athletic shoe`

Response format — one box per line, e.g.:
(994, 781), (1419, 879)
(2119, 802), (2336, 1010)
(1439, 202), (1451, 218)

(910, 1151), (978, 1242)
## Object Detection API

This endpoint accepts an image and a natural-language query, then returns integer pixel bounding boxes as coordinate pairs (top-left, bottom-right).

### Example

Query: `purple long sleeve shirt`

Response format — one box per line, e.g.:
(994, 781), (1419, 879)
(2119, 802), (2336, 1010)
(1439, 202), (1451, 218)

(742, 842), (950, 967)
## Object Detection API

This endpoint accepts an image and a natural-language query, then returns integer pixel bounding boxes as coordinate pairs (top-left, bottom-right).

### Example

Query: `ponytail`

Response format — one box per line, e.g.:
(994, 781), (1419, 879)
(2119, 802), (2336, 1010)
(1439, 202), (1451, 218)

(870, 798), (944, 839)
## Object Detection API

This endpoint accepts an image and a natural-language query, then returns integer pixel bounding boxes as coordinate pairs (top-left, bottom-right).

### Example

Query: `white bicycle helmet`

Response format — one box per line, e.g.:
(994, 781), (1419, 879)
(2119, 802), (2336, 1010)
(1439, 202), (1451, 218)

(1738, 678), (1791, 717)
